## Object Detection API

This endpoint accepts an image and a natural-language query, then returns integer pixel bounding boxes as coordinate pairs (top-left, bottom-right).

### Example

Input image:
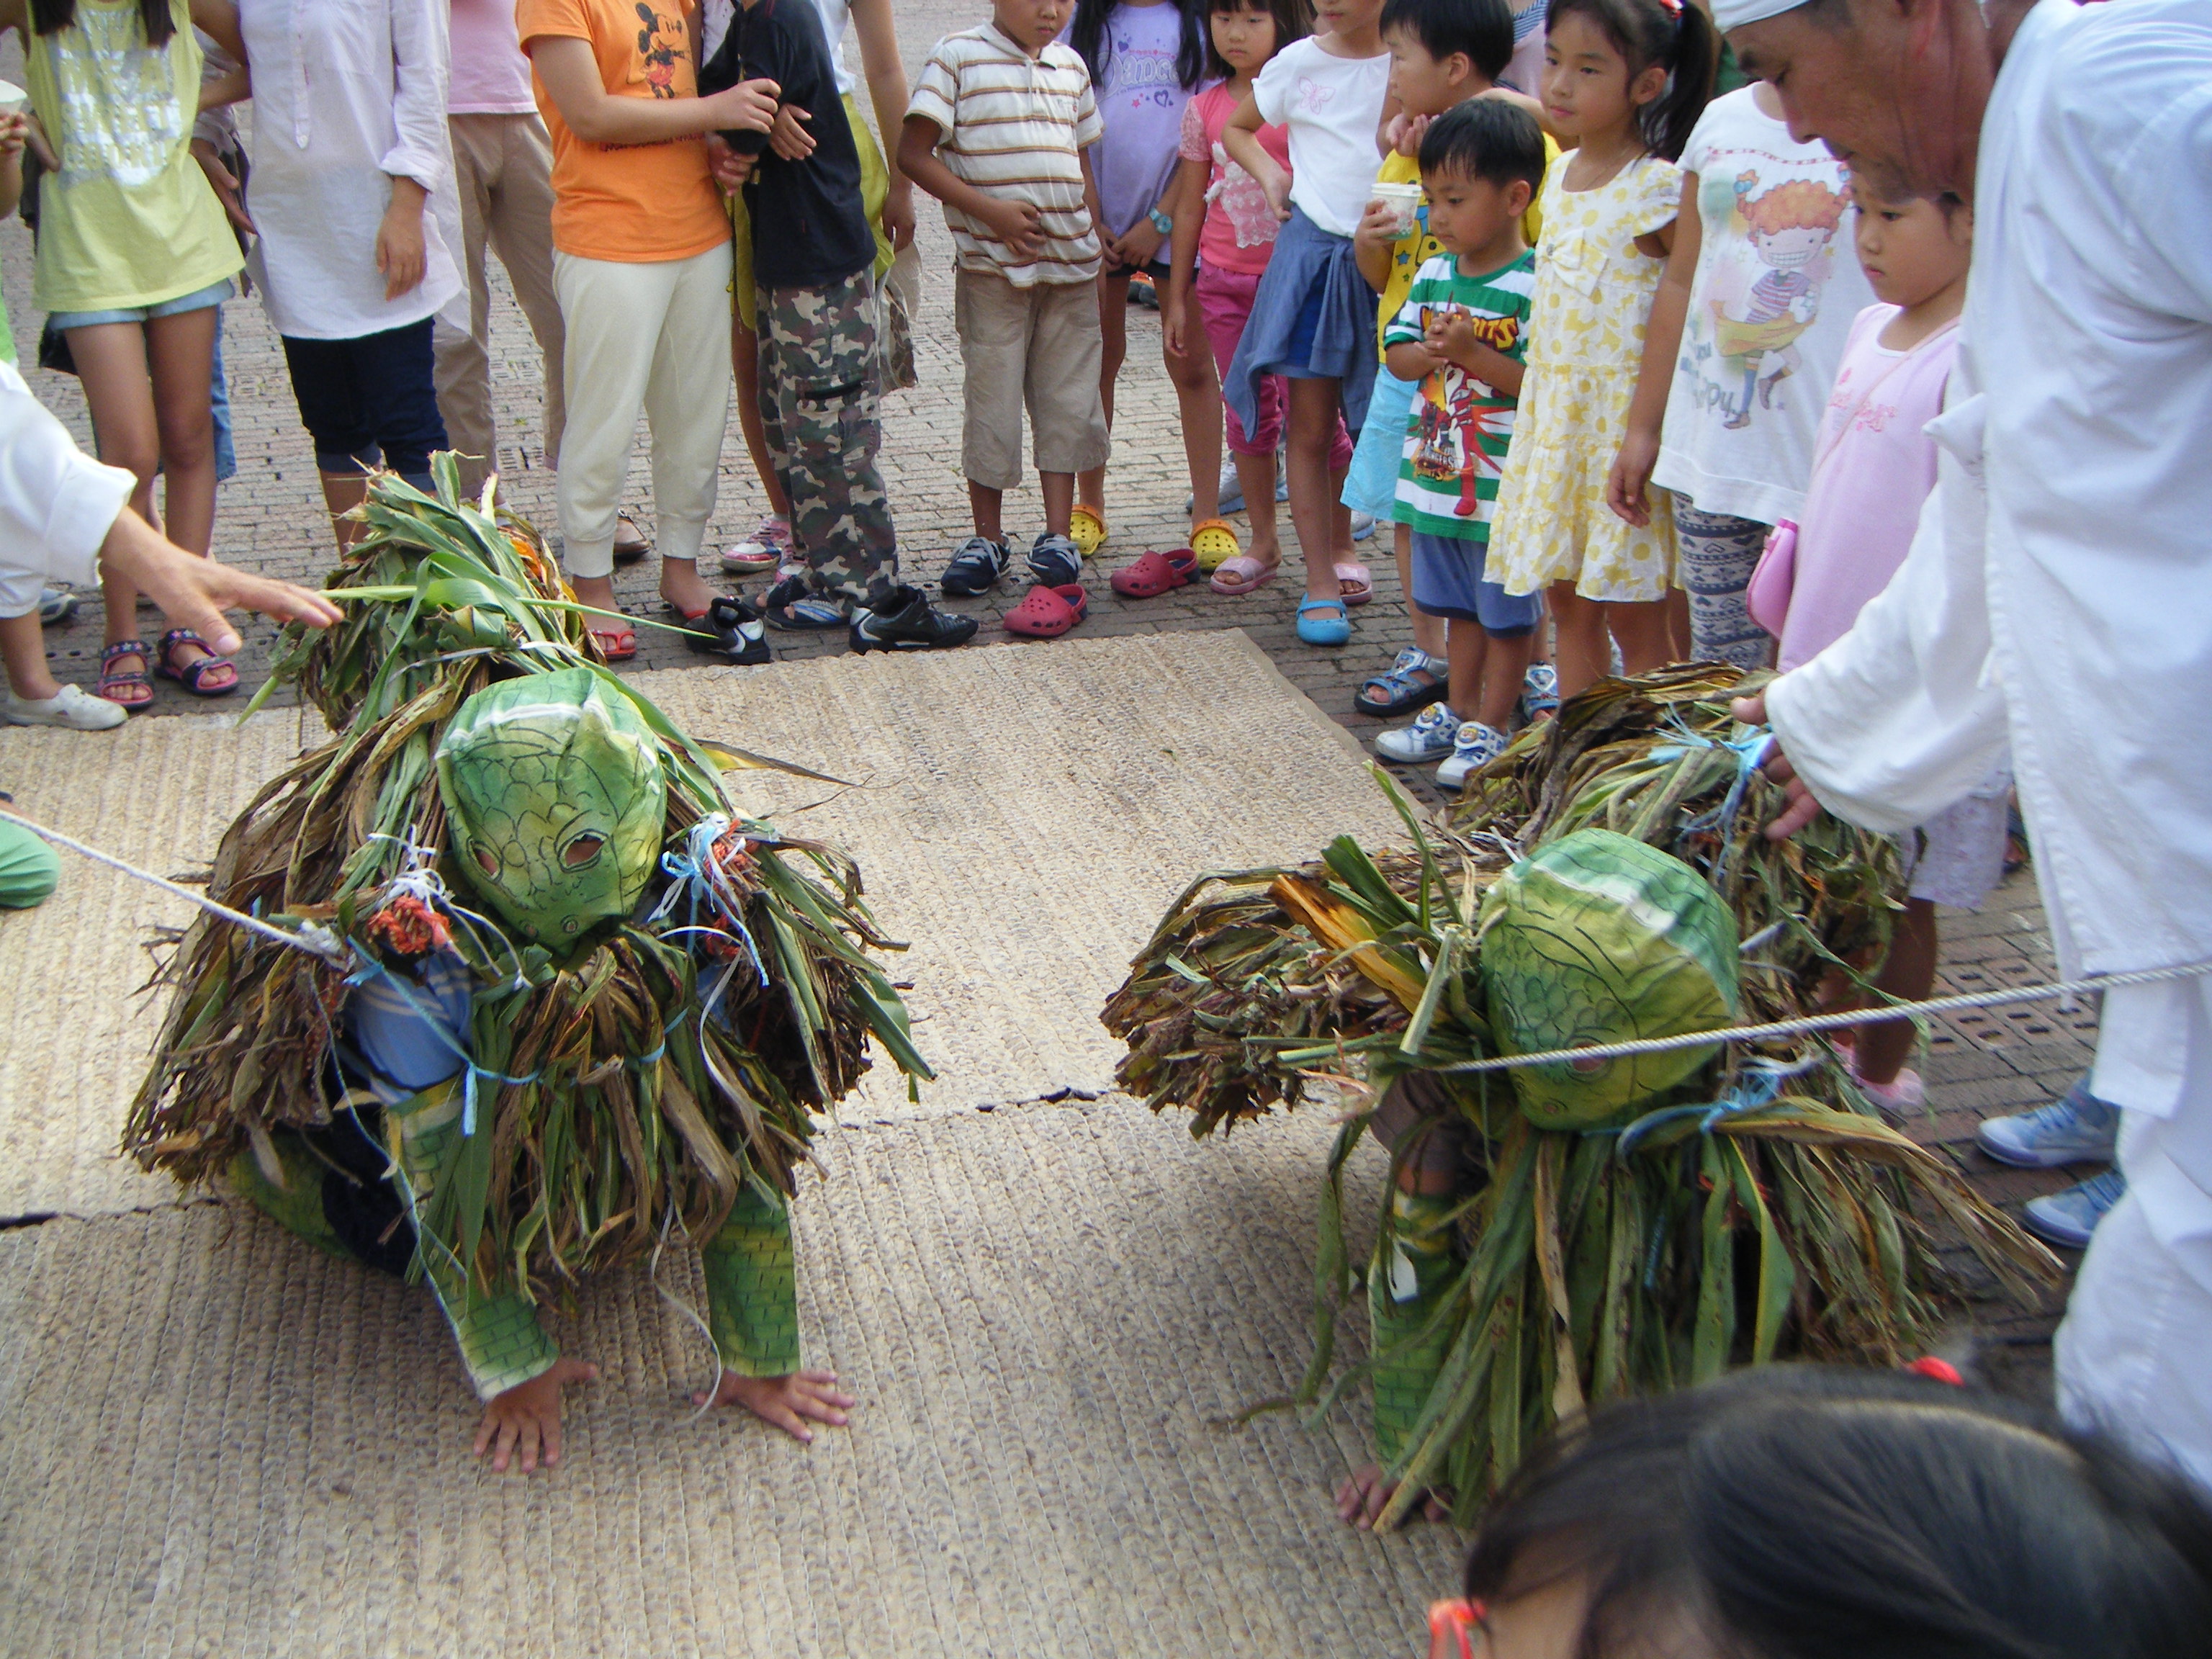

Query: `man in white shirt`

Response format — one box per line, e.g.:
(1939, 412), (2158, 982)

(1719, 0), (2212, 1488)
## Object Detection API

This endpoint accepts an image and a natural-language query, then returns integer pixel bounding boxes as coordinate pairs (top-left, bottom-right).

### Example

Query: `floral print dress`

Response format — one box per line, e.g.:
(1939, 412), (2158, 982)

(1490, 153), (1683, 601)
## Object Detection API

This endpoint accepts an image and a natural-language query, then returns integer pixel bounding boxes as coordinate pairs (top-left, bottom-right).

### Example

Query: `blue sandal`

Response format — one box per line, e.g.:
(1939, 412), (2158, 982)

(1295, 594), (1352, 647)
(1355, 647), (1448, 717)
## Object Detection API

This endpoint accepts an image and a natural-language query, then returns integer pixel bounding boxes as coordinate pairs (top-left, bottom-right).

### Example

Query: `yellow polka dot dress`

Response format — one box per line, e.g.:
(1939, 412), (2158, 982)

(1491, 153), (1684, 601)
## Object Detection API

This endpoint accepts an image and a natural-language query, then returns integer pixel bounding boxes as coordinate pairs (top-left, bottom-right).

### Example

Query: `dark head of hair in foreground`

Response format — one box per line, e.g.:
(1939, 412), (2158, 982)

(1419, 97), (1548, 197)
(1462, 1366), (2212, 1659)
(1381, 0), (1518, 85)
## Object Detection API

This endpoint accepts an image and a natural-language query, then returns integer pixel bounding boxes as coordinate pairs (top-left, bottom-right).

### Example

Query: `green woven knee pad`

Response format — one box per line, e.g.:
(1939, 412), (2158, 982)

(703, 1182), (800, 1377)
(1367, 1190), (1462, 1465)
(228, 1133), (357, 1263)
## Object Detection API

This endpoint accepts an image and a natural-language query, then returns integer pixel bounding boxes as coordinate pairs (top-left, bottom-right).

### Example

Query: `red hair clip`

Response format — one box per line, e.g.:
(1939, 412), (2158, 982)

(1655, 0), (1685, 15)
(1429, 1599), (1488, 1659)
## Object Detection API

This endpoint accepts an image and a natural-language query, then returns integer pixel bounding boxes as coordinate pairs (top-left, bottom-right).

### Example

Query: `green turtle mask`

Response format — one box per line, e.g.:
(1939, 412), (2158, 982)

(1477, 829), (1740, 1130)
(436, 667), (667, 946)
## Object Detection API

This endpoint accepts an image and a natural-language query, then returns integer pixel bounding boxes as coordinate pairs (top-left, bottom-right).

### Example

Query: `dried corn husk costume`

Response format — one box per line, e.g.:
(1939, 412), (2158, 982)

(1103, 665), (2058, 1528)
(128, 465), (927, 1401)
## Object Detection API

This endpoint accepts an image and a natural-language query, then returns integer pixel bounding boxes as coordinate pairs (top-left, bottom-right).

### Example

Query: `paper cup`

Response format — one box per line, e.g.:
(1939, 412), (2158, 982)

(1370, 181), (1424, 238)
(0, 80), (25, 118)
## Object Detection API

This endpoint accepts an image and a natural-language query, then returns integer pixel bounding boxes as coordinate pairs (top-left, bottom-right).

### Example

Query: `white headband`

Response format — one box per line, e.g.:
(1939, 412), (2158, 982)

(1708, 0), (1809, 30)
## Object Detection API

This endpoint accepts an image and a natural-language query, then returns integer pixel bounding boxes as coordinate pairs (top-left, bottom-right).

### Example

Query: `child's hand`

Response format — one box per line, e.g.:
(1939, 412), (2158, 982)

(768, 101), (816, 161)
(1393, 112), (1432, 159)
(1111, 217), (1164, 270)
(1259, 165), (1292, 223)
(19, 111), (58, 172)
(1426, 311), (1480, 365)
(1354, 197), (1401, 255)
(1606, 426), (1661, 527)
(882, 177), (917, 251)
(706, 77), (780, 135)
(475, 1358), (599, 1474)
(1163, 292), (1190, 357)
(976, 196), (1045, 259)
(0, 112), (27, 161)
(704, 133), (754, 194)
(190, 138), (255, 234)
(694, 1367), (855, 1444)
(374, 181), (428, 300)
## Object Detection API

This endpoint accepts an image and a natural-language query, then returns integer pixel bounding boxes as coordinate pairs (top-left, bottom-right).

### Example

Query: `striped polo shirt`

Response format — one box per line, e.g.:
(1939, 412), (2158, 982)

(907, 22), (1105, 287)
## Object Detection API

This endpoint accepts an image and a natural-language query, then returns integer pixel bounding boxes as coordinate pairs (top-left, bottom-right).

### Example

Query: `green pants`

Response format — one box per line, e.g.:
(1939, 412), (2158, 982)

(0, 818), (59, 909)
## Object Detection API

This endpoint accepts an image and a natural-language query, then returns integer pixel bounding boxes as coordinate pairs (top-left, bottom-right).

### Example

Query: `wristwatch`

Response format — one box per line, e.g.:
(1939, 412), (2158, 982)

(1148, 207), (1174, 237)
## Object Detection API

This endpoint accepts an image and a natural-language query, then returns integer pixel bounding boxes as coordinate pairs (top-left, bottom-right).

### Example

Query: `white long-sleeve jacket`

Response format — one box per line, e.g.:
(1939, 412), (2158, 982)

(0, 361), (135, 586)
(1767, 0), (2212, 1282)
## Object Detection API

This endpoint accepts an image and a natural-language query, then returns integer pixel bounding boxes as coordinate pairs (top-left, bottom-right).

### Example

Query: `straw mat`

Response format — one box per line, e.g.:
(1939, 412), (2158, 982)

(0, 1096), (1458, 1658)
(0, 632), (1404, 1219)
(0, 709), (322, 1220)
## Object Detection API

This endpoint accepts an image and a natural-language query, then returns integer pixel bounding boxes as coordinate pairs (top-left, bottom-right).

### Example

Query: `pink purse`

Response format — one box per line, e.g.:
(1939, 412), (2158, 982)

(1745, 519), (1797, 637)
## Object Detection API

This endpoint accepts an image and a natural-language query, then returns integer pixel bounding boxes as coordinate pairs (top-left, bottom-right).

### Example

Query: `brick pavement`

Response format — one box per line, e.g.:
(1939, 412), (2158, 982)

(0, 6), (2092, 1394)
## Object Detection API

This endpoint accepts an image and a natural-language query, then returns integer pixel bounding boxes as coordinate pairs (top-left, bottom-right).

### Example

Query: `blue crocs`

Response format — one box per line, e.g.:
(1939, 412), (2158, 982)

(2020, 1167), (2127, 1249)
(1977, 1076), (2121, 1169)
(1296, 594), (1352, 647)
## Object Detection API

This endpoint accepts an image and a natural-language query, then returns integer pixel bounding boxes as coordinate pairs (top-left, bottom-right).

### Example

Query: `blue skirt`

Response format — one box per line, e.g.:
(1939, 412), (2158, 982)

(1223, 207), (1379, 445)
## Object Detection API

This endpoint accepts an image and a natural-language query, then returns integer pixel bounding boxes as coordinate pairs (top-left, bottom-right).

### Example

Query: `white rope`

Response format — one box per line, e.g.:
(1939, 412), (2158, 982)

(1436, 957), (2212, 1074)
(0, 805), (350, 965)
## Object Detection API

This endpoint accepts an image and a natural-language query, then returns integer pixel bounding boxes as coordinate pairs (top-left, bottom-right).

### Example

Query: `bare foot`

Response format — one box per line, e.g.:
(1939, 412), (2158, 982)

(693, 1367), (854, 1444)
(475, 1357), (600, 1473)
(1336, 1462), (1450, 1530)
(659, 557), (718, 618)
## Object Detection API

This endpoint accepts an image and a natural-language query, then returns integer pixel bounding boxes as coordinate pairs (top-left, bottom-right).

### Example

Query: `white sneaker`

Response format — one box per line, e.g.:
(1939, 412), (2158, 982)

(1375, 702), (1461, 763)
(1435, 721), (1507, 790)
(5, 683), (127, 730)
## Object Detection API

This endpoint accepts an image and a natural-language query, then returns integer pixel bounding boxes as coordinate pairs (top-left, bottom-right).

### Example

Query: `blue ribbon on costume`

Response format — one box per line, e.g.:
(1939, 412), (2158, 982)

(345, 952), (543, 1138)
(647, 816), (770, 996)
(1611, 1054), (1820, 1161)
(1648, 716), (1776, 884)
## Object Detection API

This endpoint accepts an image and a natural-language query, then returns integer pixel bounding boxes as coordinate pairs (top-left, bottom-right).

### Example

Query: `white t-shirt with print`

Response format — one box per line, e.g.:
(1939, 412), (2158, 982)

(1651, 86), (1874, 527)
(1249, 35), (1391, 238)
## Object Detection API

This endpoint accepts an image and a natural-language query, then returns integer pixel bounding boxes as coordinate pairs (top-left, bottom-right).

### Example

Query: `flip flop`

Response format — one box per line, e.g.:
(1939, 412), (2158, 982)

(1335, 562), (1375, 606)
(1068, 505), (1107, 559)
(1190, 518), (1241, 572)
(1003, 583), (1089, 638)
(588, 621), (637, 662)
(1210, 555), (1279, 596)
(1110, 549), (1198, 599)
(155, 629), (239, 697)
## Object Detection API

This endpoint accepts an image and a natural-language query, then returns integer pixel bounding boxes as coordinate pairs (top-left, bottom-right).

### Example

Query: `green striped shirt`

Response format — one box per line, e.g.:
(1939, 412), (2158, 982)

(1383, 250), (1536, 540)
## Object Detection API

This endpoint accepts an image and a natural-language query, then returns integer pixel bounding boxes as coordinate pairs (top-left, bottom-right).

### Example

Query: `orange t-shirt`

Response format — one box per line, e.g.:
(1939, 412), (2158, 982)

(516, 0), (730, 262)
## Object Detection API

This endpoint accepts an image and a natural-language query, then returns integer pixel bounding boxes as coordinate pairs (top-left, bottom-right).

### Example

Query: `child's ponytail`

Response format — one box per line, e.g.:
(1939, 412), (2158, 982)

(1645, 1), (1717, 161)
(30, 0), (175, 45)
(1544, 0), (1717, 161)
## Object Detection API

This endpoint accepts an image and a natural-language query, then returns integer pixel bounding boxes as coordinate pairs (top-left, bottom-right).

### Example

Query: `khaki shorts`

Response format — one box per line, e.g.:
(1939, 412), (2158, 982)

(953, 266), (1110, 491)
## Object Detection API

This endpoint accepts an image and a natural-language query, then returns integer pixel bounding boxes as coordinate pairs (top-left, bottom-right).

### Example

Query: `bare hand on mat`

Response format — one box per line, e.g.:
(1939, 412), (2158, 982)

(1335, 1465), (1449, 1530)
(477, 1359), (600, 1474)
(99, 507), (341, 654)
(1731, 693), (1825, 841)
(694, 1369), (854, 1444)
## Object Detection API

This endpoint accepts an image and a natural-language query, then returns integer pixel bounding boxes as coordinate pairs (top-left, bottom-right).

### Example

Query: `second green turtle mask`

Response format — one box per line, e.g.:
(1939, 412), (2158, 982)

(436, 667), (667, 946)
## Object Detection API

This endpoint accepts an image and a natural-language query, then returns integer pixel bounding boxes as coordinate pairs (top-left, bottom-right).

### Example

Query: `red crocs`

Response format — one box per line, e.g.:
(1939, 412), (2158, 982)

(1110, 549), (1199, 599)
(1002, 583), (1089, 638)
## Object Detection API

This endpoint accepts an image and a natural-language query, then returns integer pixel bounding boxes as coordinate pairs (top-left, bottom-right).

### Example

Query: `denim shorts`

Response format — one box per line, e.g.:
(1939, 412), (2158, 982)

(1410, 530), (1542, 637)
(279, 318), (446, 484)
(48, 277), (233, 331)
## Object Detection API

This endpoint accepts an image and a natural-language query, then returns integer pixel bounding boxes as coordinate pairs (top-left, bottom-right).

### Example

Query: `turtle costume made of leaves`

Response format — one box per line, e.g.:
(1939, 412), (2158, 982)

(1102, 665), (2059, 1528)
(127, 462), (930, 1400)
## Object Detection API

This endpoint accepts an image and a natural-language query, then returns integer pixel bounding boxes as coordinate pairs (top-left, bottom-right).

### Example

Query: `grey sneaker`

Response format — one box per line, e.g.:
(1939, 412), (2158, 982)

(1977, 1076), (2121, 1169)
(2020, 1167), (2126, 1249)
(38, 587), (76, 626)
(1436, 720), (1509, 790)
(1351, 511), (1378, 542)
(1375, 702), (1462, 763)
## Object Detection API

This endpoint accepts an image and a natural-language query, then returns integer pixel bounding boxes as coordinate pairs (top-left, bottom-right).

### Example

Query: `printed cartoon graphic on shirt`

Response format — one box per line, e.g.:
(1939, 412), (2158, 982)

(1683, 167), (1848, 429)
(50, 8), (186, 189)
(1412, 302), (1521, 517)
(635, 3), (688, 96)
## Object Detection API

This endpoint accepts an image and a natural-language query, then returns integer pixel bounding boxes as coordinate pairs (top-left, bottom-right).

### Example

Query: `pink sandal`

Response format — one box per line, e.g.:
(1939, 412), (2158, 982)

(1335, 562), (1374, 606)
(1003, 583), (1088, 638)
(1111, 549), (1198, 598)
(1210, 555), (1279, 597)
(96, 639), (154, 711)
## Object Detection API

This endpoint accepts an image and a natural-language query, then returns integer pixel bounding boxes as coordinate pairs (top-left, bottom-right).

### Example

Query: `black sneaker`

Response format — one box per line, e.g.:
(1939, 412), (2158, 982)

(850, 585), (981, 654)
(940, 535), (1012, 597)
(1027, 532), (1082, 588)
(672, 595), (771, 665)
(760, 573), (850, 631)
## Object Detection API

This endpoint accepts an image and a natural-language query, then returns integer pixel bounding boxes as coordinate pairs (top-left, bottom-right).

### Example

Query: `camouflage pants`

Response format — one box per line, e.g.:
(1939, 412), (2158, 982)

(756, 272), (899, 609)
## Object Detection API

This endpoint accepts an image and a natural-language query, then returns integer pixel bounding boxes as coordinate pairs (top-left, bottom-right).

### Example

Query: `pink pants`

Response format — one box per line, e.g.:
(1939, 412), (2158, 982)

(1195, 261), (1352, 466)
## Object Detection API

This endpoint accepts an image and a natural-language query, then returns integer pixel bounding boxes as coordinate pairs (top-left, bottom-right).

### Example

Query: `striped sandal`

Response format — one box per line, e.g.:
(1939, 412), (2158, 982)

(96, 639), (155, 711)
